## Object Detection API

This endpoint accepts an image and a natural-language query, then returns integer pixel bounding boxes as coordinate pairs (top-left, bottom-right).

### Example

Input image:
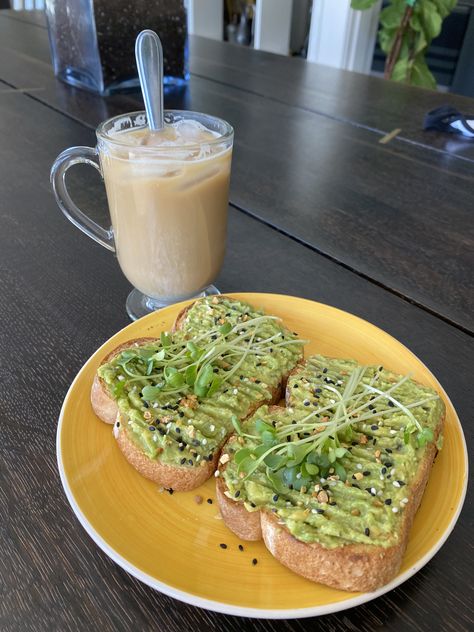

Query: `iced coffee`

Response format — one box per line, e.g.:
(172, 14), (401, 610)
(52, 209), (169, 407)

(99, 115), (232, 301)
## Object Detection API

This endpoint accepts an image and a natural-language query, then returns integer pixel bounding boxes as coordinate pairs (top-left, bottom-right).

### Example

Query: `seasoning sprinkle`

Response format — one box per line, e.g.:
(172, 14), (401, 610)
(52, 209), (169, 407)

(252, 558), (258, 565)
(219, 543), (228, 549)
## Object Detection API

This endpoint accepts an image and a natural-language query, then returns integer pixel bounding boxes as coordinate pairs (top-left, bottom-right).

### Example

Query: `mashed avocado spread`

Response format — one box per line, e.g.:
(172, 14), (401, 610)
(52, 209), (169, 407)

(97, 297), (304, 468)
(221, 355), (444, 549)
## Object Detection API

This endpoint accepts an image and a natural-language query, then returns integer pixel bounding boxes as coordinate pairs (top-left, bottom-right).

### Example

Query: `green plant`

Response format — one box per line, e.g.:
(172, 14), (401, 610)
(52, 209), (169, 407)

(351, 0), (457, 88)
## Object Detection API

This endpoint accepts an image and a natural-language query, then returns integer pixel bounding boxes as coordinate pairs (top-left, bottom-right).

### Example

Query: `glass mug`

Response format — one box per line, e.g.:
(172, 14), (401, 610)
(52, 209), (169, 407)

(50, 110), (233, 320)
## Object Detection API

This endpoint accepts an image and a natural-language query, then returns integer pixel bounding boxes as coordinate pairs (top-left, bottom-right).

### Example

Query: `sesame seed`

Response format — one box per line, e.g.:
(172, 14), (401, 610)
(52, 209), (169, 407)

(148, 426), (156, 432)
(371, 487), (376, 495)
(238, 544), (244, 551)
(272, 494), (279, 502)
(357, 464), (363, 470)
(397, 480), (405, 486)
(180, 458), (186, 465)
(392, 507), (399, 513)
(371, 425), (378, 431)
(207, 498), (213, 504)
(363, 471), (371, 477)
(252, 558), (258, 565)
(385, 498), (392, 505)
(235, 490), (240, 498)
(365, 528), (370, 536)
(219, 543), (227, 549)
(393, 481), (400, 488)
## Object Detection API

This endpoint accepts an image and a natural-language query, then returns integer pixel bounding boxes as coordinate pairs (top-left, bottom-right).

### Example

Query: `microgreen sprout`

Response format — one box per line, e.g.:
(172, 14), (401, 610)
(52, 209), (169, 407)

(233, 365), (439, 493)
(110, 314), (306, 404)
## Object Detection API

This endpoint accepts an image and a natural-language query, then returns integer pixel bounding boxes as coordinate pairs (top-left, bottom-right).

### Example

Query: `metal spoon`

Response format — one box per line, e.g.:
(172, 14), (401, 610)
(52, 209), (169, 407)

(135, 29), (164, 132)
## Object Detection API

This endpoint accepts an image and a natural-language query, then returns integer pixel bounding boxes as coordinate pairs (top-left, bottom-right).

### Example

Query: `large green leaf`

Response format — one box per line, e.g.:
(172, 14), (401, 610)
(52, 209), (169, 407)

(380, 2), (406, 29)
(391, 57), (410, 82)
(432, 0), (457, 19)
(378, 26), (397, 55)
(410, 55), (437, 88)
(421, 1), (443, 39)
(350, 0), (379, 9)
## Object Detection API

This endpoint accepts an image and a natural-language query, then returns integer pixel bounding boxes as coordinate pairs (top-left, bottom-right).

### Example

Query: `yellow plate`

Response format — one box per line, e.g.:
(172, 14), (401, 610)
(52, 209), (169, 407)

(57, 293), (468, 618)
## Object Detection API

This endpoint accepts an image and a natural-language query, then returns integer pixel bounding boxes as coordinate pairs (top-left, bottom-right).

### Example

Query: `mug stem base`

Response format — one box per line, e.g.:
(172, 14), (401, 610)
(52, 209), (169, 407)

(125, 286), (221, 321)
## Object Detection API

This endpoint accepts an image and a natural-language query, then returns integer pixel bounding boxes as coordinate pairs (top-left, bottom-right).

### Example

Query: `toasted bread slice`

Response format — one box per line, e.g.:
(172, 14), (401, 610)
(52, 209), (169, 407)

(91, 296), (303, 491)
(216, 357), (444, 592)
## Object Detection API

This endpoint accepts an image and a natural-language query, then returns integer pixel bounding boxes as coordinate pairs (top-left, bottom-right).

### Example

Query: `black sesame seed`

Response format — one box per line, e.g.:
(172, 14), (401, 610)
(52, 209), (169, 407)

(166, 488), (174, 495)
(397, 480), (406, 486)
(293, 384), (299, 388)
(351, 441), (358, 446)
(176, 427), (181, 433)
(188, 459), (193, 466)
(213, 368), (219, 373)
(304, 401), (310, 406)
(388, 401), (395, 407)
(385, 498), (392, 505)
(289, 484), (294, 490)
(240, 375), (244, 380)
(322, 368), (328, 374)
(238, 544), (244, 551)
(368, 404), (375, 411)
(180, 458), (186, 465)
(219, 543), (227, 549)
(211, 334), (217, 340)
(352, 484), (360, 489)
(234, 490), (241, 498)
(363, 471), (371, 476)
(148, 426), (155, 432)
(385, 462), (393, 468)
(116, 422), (120, 428)
(316, 508), (325, 514)
(386, 448), (393, 453)
(371, 425), (378, 431)
(252, 558), (258, 565)
(272, 494), (279, 502)
(381, 467), (387, 474)
(255, 380), (261, 384)
(178, 411), (184, 417)
(143, 402), (149, 408)
(250, 502), (256, 508)
(315, 388), (322, 393)
(207, 498), (213, 504)
(178, 446), (185, 452)
(208, 453), (214, 460)
(365, 528), (370, 536)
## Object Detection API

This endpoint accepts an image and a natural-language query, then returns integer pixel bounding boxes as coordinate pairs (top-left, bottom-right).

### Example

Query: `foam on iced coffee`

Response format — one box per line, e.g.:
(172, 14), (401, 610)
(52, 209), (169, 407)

(100, 117), (232, 300)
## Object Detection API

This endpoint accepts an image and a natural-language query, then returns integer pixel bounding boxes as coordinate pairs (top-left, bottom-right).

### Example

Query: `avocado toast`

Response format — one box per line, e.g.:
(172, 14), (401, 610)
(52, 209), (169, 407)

(91, 296), (304, 490)
(216, 355), (445, 591)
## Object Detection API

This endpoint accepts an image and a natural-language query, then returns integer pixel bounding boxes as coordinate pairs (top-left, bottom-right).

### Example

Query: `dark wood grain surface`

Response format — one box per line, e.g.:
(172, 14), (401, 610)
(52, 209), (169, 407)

(3, 8), (474, 162)
(0, 12), (472, 632)
(0, 14), (473, 332)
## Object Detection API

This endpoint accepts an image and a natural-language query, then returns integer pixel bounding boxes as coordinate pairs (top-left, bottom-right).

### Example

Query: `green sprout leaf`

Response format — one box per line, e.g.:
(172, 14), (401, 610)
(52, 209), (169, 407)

(219, 322), (232, 335)
(160, 332), (171, 347)
(141, 385), (162, 401)
(417, 427), (434, 448)
(231, 415), (243, 435)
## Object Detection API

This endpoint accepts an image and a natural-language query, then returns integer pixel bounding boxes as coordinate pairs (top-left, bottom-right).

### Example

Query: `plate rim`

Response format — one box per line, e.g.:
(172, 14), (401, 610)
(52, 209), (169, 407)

(56, 293), (469, 619)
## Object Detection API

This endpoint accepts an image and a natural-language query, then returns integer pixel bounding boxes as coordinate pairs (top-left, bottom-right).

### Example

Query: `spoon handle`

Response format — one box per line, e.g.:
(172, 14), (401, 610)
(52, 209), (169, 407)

(135, 30), (164, 131)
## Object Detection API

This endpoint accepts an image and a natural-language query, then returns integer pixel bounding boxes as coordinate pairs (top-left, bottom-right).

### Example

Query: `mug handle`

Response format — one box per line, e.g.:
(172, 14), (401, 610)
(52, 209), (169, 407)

(50, 146), (115, 252)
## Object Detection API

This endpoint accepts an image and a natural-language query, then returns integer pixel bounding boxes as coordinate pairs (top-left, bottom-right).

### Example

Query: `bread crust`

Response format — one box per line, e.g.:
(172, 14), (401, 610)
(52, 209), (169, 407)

(216, 406), (444, 591)
(116, 415), (219, 491)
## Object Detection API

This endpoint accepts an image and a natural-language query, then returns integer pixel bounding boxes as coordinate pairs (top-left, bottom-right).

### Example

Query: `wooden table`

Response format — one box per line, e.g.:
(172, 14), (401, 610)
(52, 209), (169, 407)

(1, 10), (472, 632)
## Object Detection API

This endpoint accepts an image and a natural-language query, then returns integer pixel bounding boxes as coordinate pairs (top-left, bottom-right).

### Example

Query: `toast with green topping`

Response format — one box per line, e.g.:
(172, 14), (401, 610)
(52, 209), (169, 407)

(90, 296), (304, 491)
(216, 355), (444, 592)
